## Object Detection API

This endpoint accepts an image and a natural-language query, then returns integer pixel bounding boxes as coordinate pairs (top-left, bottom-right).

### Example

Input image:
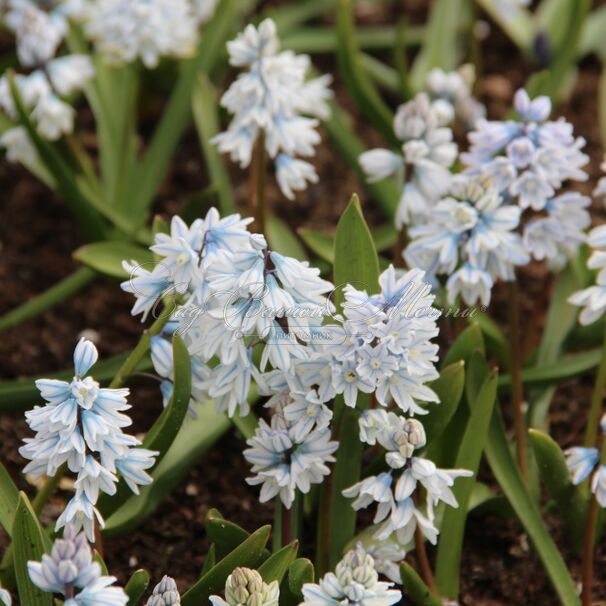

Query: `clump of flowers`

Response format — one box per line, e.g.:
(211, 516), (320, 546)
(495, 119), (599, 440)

(359, 92), (458, 227)
(300, 545), (402, 606)
(343, 414), (472, 546)
(210, 567), (279, 606)
(19, 338), (158, 540)
(213, 18), (333, 200)
(28, 524), (128, 604)
(462, 88), (590, 264)
(404, 175), (529, 306)
(146, 576), (181, 606)
(0, 0), (94, 161)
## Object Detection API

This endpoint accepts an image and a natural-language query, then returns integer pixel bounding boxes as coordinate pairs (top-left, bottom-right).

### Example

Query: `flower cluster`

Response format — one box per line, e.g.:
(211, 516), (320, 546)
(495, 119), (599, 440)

(462, 88), (589, 263)
(20, 338), (158, 540)
(122, 208), (337, 419)
(568, 226), (606, 325)
(565, 415), (606, 507)
(62, 0), (211, 68)
(210, 567), (279, 606)
(213, 18), (333, 200)
(146, 576), (181, 606)
(344, 414), (472, 546)
(405, 175), (529, 306)
(359, 92), (457, 228)
(300, 545), (401, 606)
(0, 0), (94, 162)
(244, 413), (338, 508)
(299, 265), (441, 414)
(28, 524), (128, 605)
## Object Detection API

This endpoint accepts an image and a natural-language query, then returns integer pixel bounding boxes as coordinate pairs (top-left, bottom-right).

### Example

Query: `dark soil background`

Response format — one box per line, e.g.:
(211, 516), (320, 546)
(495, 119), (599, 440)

(1, 1), (606, 604)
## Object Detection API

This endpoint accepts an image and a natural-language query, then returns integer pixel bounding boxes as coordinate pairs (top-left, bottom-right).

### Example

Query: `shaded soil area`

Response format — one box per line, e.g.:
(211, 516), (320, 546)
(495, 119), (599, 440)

(2, 2), (606, 605)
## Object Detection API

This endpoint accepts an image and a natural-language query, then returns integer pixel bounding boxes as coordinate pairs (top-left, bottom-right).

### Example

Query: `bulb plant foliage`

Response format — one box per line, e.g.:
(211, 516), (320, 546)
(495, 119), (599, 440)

(1, 2), (606, 606)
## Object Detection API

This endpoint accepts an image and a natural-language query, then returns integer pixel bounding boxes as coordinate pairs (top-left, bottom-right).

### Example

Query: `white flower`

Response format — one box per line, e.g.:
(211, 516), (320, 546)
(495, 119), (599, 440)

(213, 18), (332, 199)
(0, 586), (10, 606)
(301, 545), (401, 606)
(0, 126), (37, 166)
(591, 466), (606, 508)
(569, 234), (606, 325)
(81, 0), (198, 68)
(210, 567), (279, 606)
(244, 415), (337, 508)
(31, 95), (75, 140)
(565, 447), (599, 485)
(46, 55), (95, 96)
(20, 338), (158, 541)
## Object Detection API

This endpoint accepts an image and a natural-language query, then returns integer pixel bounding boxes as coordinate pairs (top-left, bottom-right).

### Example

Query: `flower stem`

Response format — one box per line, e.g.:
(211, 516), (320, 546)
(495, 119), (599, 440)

(290, 491), (302, 543)
(508, 281), (528, 484)
(273, 499), (283, 553)
(251, 133), (267, 235)
(584, 321), (606, 448)
(581, 492), (599, 606)
(282, 502), (293, 547)
(414, 526), (437, 595)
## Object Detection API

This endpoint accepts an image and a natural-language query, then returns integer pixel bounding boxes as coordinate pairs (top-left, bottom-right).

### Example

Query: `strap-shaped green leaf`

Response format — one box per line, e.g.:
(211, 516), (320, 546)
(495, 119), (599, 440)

(336, 0), (396, 145)
(485, 410), (580, 605)
(281, 558), (314, 606)
(399, 563), (442, 606)
(201, 544), (217, 577)
(181, 525), (271, 606)
(422, 361), (465, 445)
(125, 569), (150, 606)
(258, 541), (299, 583)
(266, 217), (307, 261)
(435, 369), (498, 598)
(206, 509), (253, 559)
(0, 463), (19, 538)
(12, 493), (52, 606)
(74, 241), (154, 279)
(529, 429), (587, 551)
(441, 322), (485, 368)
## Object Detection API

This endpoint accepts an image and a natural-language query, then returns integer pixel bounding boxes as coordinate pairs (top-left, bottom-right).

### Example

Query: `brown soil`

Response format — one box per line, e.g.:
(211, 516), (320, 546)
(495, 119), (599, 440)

(1, 2), (606, 605)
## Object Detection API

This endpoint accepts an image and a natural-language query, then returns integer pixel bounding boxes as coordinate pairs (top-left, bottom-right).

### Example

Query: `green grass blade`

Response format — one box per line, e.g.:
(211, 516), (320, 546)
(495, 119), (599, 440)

(0, 463), (19, 538)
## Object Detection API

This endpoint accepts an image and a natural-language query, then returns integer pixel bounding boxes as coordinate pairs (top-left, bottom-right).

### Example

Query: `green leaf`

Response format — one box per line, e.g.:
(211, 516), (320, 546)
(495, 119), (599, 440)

(192, 74), (236, 214)
(103, 400), (232, 536)
(267, 217), (307, 260)
(205, 509), (267, 561)
(474, 0), (534, 53)
(201, 544), (217, 576)
(485, 411), (581, 605)
(74, 241), (154, 279)
(529, 429), (587, 551)
(298, 229), (335, 264)
(258, 541), (299, 583)
(422, 361), (465, 445)
(281, 558), (314, 606)
(335, 0), (396, 144)
(181, 525), (272, 606)
(0, 267), (96, 333)
(399, 563), (442, 606)
(0, 463), (19, 538)
(333, 194), (380, 309)
(12, 493), (52, 606)
(442, 322), (485, 368)
(435, 370), (498, 598)
(471, 311), (510, 370)
(324, 102), (400, 218)
(125, 569), (150, 606)
(499, 349), (601, 389)
(410, 0), (465, 90)
(580, 6), (606, 59)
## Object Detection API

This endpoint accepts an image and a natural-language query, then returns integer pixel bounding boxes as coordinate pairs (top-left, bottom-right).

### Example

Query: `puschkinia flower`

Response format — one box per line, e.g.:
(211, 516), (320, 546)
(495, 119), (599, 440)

(569, 226), (606, 325)
(212, 18), (332, 200)
(70, 0), (198, 68)
(343, 414), (472, 546)
(20, 338), (158, 541)
(297, 265), (441, 414)
(565, 415), (606, 507)
(244, 414), (338, 508)
(28, 524), (128, 605)
(462, 89), (588, 213)
(359, 92), (457, 227)
(300, 545), (401, 606)
(425, 65), (485, 129)
(404, 175), (529, 306)
(146, 576), (181, 606)
(0, 585), (10, 606)
(0, 1), (93, 156)
(594, 157), (606, 200)
(210, 568), (279, 606)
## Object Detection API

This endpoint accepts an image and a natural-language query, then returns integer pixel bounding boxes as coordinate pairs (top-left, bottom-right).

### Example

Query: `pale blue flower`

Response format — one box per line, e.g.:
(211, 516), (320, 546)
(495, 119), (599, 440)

(28, 524), (127, 605)
(20, 338), (158, 540)
(565, 447), (600, 485)
(146, 576), (180, 606)
(301, 545), (401, 606)
(0, 587), (10, 606)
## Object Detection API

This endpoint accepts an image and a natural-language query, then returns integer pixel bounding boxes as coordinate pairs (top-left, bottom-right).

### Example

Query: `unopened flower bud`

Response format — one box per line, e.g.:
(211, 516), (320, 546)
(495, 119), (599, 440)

(146, 575), (180, 606)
